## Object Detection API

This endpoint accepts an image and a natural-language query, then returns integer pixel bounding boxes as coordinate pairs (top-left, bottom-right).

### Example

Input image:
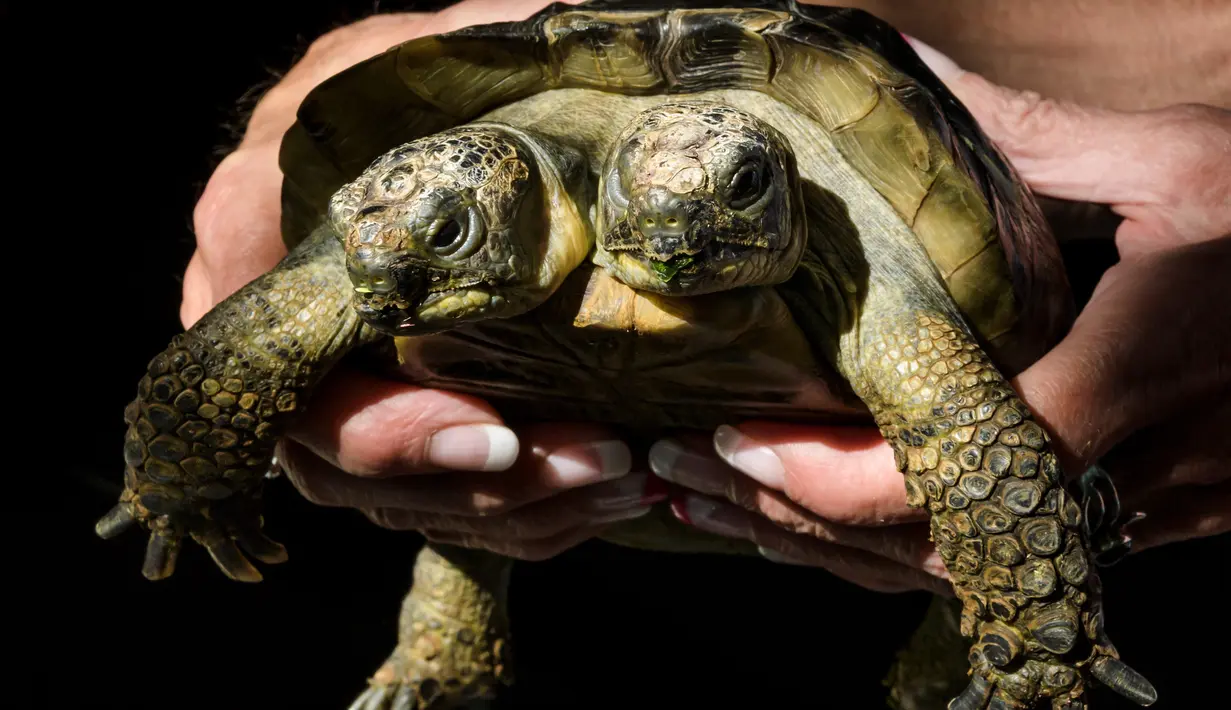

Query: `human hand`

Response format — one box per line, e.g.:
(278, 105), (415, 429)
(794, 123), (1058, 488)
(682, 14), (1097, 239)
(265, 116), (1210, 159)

(186, 0), (665, 561)
(653, 36), (1231, 591)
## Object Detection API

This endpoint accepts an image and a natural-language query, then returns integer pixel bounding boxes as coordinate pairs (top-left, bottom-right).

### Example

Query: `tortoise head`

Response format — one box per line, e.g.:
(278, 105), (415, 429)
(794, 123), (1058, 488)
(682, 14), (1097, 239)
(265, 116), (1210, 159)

(329, 124), (581, 335)
(596, 101), (805, 295)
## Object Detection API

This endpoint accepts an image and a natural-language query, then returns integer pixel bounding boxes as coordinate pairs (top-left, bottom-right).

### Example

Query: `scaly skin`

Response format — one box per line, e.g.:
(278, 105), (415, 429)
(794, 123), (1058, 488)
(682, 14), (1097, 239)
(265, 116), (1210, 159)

(100, 120), (597, 706)
(96, 226), (380, 580)
(349, 545), (515, 710)
(859, 312), (1154, 709)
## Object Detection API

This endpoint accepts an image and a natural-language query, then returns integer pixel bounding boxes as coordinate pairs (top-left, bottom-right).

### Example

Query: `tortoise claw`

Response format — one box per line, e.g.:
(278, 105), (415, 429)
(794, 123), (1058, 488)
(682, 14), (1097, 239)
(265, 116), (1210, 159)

(348, 683), (494, 710)
(141, 530), (181, 580)
(196, 532), (264, 583)
(235, 526), (289, 564)
(1091, 656), (1158, 706)
(94, 502), (136, 539)
(349, 685), (390, 710)
(947, 674), (992, 709)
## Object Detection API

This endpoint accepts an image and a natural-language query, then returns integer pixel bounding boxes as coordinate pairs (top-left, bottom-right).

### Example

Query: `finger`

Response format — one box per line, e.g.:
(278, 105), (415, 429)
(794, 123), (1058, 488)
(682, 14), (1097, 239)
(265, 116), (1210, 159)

(285, 365), (518, 476)
(286, 364), (630, 479)
(280, 427), (633, 517)
(650, 438), (942, 573)
(240, 12), (435, 147)
(672, 493), (951, 595)
(190, 142), (291, 307)
(1012, 240), (1231, 470)
(423, 0), (580, 36)
(420, 522), (611, 562)
(362, 472), (666, 538)
(660, 426), (927, 526)
(1126, 480), (1231, 553)
(905, 35), (1231, 244)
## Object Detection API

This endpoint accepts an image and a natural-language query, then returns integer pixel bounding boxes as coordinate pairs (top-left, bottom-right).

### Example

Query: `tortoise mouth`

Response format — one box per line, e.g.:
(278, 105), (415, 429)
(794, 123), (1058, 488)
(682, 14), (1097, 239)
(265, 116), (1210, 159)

(633, 240), (758, 284)
(352, 260), (501, 333)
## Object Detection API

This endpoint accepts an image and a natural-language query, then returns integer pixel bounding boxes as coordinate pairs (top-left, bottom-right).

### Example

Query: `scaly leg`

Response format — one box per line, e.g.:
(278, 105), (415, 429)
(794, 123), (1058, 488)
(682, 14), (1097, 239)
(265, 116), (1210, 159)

(94, 226), (380, 580)
(861, 313), (1154, 709)
(350, 544), (515, 710)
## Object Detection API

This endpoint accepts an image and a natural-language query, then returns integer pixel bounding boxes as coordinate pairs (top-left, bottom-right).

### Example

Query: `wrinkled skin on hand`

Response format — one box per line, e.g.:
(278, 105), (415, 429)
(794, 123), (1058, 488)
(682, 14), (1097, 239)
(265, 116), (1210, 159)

(656, 37), (1230, 592)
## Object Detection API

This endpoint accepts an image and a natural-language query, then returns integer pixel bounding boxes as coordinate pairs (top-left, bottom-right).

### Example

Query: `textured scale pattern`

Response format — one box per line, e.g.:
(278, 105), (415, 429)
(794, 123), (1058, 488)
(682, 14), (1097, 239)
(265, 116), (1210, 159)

(99, 230), (378, 581)
(349, 546), (514, 710)
(870, 314), (1123, 708)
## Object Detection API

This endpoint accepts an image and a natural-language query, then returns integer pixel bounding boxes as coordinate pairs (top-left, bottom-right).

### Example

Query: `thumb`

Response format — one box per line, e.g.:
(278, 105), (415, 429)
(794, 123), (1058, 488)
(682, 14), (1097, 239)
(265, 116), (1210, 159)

(904, 36), (1231, 244)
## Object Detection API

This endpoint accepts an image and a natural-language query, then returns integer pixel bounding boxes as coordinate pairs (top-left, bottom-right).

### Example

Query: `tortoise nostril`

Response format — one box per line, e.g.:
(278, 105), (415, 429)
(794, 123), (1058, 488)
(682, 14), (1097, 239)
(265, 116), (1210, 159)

(633, 189), (690, 237)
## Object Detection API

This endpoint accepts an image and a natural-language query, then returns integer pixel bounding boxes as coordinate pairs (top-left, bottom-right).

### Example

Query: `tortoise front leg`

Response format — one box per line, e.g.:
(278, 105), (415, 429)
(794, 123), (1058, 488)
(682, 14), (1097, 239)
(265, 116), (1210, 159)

(95, 226), (380, 581)
(858, 312), (1155, 709)
(350, 544), (515, 710)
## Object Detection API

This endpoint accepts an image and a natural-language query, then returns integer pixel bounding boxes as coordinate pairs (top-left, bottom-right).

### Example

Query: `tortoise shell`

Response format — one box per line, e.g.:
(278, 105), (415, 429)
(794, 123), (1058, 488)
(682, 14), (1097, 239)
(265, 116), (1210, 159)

(277, 0), (1074, 375)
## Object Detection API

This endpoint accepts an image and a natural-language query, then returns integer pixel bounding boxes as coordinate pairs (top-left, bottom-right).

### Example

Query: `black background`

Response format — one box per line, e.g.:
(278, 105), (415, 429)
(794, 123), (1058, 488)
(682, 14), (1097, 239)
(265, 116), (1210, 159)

(27, 1), (1227, 708)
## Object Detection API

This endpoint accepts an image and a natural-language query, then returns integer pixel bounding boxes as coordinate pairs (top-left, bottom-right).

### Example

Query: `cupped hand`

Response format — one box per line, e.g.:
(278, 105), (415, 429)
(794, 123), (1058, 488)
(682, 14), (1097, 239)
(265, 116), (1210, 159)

(183, 0), (667, 560)
(655, 37), (1231, 590)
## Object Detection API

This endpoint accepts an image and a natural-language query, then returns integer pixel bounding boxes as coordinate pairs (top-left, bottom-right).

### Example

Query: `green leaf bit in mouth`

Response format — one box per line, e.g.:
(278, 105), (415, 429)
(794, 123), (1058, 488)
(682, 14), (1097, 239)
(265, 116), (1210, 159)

(649, 254), (695, 282)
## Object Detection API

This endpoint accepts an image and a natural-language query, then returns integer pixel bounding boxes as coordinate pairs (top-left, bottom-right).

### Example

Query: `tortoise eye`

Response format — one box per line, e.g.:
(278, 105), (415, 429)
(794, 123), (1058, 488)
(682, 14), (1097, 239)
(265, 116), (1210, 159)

(428, 206), (486, 260)
(431, 219), (463, 251)
(728, 161), (766, 209)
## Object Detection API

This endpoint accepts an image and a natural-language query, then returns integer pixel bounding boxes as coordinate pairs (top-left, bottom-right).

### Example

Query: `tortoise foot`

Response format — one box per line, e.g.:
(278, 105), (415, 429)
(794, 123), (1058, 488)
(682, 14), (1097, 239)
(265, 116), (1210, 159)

(348, 637), (509, 710)
(95, 473), (286, 582)
(348, 684), (493, 710)
(357, 544), (515, 710)
(947, 651), (1157, 709)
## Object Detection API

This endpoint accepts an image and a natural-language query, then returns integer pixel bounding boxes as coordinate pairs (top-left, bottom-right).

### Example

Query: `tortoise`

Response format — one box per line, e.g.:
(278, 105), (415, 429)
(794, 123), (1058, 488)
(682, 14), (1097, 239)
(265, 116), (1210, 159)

(93, 1), (1158, 708)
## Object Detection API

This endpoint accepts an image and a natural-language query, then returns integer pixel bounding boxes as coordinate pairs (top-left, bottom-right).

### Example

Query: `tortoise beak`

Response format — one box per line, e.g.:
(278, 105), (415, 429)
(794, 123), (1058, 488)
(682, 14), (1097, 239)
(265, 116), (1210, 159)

(348, 254), (430, 334)
(627, 188), (708, 261)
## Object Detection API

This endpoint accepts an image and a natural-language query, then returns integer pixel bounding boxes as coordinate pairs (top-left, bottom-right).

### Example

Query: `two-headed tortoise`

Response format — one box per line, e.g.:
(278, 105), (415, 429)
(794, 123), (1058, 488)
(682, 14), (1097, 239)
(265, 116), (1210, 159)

(96, 2), (1156, 708)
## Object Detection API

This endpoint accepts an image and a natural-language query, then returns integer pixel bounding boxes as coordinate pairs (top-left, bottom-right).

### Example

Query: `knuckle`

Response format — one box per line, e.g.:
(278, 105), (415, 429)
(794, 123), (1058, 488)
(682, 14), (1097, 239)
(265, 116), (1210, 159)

(1153, 105), (1231, 214)
(302, 23), (357, 62)
(995, 89), (1068, 153)
(243, 86), (300, 144)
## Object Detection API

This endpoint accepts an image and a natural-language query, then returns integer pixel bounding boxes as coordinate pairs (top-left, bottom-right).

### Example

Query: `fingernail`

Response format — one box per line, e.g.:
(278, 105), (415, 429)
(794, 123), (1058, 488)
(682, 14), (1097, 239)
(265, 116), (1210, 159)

(594, 505), (654, 524)
(648, 439), (729, 495)
(590, 473), (668, 512)
(757, 546), (808, 566)
(900, 34), (964, 81)
(675, 494), (751, 539)
(427, 424), (520, 472)
(545, 440), (632, 486)
(713, 425), (785, 489)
